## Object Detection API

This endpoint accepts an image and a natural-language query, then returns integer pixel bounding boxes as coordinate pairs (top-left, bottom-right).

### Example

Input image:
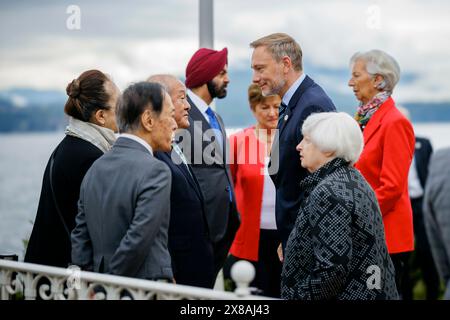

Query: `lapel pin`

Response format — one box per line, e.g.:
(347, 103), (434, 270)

(284, 114), (289, 121)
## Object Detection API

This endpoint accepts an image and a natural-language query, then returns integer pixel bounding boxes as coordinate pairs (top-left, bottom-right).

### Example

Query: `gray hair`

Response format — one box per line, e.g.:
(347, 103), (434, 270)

(350, 49), (400, 94)
(146, 74), (179, 93)
(250, 33), (303, 71)
(302, 112), (364, 165)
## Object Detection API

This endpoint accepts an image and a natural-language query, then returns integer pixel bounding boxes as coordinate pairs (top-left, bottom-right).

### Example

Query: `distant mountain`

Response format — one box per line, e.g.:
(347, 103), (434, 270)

(0, 89), (67, 132)
(1, 69), (450, 132)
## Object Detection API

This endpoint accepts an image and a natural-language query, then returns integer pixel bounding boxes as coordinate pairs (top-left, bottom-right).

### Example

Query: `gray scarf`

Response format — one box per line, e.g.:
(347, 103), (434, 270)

(65, 116), (116, 153)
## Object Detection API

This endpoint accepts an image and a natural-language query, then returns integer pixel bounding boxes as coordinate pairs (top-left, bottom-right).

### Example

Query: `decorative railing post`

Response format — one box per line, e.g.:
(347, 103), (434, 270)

(231, 260), (256, 297)
(0, 259), (276, 300)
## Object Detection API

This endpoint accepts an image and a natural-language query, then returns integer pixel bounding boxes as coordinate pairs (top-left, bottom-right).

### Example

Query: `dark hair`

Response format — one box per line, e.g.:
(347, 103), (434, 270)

(64, 69), (112, 122)
(117, 82), (165, 133)
(248, 83), (264, 110)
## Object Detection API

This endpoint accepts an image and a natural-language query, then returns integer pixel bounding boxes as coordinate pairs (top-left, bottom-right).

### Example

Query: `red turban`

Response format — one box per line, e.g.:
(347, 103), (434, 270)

(185, 47), (228, 89)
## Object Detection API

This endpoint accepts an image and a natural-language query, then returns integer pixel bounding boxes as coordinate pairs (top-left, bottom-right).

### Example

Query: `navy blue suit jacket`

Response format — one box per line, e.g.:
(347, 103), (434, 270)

(269, 75), (336, 249)
(155, 150), (215, 288)
(413, 136), (433, 189)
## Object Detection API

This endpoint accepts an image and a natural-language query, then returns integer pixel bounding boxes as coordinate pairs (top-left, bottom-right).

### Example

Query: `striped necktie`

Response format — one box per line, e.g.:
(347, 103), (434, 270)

(278, 102), (288, 128)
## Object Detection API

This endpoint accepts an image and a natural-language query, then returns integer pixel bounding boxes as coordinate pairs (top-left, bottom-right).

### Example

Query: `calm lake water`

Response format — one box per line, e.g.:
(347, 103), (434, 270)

(1, 123), (450, 259)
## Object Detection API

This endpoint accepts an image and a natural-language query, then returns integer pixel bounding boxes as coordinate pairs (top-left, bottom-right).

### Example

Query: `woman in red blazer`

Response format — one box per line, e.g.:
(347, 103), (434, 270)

(349, 50), (415, 295)
(227, 84), (281, 297)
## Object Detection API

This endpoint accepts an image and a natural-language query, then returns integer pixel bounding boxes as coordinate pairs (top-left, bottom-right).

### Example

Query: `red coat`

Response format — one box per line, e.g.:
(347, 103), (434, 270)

(355, 97), (415, 254)
(229, 127), (269, 261)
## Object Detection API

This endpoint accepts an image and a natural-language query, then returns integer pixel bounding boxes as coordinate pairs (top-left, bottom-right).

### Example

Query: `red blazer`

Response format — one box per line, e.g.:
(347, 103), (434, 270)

(229, 127), (268, 261)
(355, 97), (415, 254)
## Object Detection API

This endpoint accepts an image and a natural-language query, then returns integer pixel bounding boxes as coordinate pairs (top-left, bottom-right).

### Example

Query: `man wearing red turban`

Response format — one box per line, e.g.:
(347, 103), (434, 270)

(177, 47), (240, 282)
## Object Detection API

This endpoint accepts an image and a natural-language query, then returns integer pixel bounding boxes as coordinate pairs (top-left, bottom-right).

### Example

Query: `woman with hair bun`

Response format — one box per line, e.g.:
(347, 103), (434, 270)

(25, 69), (120, 268)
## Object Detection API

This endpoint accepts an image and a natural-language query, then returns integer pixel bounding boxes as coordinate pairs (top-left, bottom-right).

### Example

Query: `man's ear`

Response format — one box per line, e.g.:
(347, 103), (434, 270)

(93, 109), (106, 126)
(141, 109), (154, 132)
(282, 56), (292, 73)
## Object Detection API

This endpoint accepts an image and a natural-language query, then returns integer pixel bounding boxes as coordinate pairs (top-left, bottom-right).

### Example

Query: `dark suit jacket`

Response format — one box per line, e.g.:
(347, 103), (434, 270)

(269, 75), (336, 249)
(154, 150), (215, 288)
(71, 137), (173, 280)
(178, 95), (240, 244)
(25, 136), (103, 268)
(413, 136), (433, 189)
(411, 136), (433, 252)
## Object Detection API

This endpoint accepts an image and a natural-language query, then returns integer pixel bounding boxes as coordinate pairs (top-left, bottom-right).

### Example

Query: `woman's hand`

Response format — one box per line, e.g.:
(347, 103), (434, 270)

(277, 243), (284, 263)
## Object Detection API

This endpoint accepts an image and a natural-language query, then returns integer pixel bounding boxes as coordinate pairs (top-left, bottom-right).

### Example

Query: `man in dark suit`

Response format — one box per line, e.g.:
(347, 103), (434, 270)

(250, 33), (336, 254)
(397, 106), (440, 299)
(149, 74), (215, 288)
(408, 136), (440, 299)
(179, 47), (240, 279)
(71, 82), (178, 280)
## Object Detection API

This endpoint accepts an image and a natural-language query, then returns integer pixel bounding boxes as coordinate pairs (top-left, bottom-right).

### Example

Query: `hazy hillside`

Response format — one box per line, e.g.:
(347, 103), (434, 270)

(1, 68), (450, 132)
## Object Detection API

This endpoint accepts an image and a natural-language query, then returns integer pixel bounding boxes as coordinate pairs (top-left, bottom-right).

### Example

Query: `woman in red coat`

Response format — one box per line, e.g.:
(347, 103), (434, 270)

(227, 84), (281, 297)
(348, 50), (415, 295)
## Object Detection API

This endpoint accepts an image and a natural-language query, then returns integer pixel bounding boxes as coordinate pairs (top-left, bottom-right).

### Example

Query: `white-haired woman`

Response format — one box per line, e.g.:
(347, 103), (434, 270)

(281, 112), (398, 300)
(348, 50), (415, 295)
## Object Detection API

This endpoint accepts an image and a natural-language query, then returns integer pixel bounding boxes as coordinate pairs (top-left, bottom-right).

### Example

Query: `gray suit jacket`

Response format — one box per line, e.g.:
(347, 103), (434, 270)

(71, 137), (173, 280)
(423, 147), (450, 298)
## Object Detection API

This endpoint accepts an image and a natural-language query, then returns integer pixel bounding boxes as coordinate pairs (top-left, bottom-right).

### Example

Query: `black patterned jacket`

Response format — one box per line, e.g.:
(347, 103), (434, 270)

(281, 158), (399, 300)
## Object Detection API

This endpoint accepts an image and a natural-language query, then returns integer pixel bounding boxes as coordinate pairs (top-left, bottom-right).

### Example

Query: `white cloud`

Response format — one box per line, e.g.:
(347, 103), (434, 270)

(1, 0), (450, 102)
(10, 94), (28, 108)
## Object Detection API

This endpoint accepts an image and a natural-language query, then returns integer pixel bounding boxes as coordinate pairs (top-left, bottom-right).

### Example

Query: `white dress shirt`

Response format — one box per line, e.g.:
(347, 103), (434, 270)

(282, 73), (306, 106)
(187, 89), (211, 124)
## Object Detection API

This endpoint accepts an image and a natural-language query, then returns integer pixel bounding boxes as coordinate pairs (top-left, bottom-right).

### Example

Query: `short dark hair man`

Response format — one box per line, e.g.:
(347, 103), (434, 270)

(71, 82), (177, 280)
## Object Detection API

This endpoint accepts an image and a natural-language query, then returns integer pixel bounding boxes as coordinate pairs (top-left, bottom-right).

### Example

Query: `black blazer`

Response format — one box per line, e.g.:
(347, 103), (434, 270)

(413, 136), (433, 189)
(179, 96), (240, 244)
(155, 150), (215, 288)
(25, 135), (103, 267)
(269, 75), (336, 249)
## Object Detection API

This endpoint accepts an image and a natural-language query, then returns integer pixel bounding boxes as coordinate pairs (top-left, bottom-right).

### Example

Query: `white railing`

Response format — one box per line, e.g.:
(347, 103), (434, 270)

(0, 259), (275, 300)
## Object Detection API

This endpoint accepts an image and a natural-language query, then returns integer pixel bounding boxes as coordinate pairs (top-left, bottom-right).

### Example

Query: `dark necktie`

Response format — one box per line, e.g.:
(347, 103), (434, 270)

(278, 102), (288, 128)
(205, 106), (223, 148)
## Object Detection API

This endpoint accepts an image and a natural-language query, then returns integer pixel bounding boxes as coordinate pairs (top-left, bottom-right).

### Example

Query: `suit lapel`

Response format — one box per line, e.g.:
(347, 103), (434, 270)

(186, 95), (224, 163)
(278, 75), (315, 137)
(271, 75), (315, 158)
(165, 151), (204, 202)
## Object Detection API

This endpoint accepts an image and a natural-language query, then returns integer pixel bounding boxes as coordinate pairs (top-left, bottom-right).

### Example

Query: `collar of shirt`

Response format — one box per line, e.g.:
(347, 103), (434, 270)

(119, 133), (154, 156)
(282, 72), (306, 106)
(187, 89), (211, 124)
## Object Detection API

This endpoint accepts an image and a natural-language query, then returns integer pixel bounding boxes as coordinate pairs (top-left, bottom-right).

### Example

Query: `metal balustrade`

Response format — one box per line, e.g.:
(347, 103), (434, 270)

(0, 259), (275, 300)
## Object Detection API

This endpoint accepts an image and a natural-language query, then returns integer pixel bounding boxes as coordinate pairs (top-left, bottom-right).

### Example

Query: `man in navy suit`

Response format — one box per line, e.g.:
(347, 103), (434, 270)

(398, 106), (440, 299)
(250, 33), (336, 255)
(149, 74), (215, 288)
(409, 136), (440, 299)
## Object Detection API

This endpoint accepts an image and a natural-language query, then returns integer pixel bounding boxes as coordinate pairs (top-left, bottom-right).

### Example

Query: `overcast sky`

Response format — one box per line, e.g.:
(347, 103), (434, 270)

(1, 0), (449, 103)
